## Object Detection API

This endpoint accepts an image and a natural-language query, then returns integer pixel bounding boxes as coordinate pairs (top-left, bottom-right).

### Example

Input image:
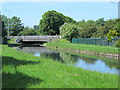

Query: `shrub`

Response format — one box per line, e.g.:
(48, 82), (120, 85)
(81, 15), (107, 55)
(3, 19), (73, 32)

(60, 23), (80, 41)
(114, 39), (120, 47)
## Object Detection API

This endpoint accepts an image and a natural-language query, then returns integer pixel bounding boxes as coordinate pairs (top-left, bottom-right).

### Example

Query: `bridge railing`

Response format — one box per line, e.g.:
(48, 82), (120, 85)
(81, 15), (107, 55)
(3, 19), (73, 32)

(8, 36), (61, 39)
(8, 36), (61, 43)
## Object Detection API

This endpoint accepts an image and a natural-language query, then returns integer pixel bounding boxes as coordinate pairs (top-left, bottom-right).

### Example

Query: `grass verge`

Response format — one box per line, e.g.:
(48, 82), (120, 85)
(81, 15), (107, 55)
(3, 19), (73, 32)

(7, 38), (16, 44)
(1, 45), (118, 88)
(46, 42), (119, 54)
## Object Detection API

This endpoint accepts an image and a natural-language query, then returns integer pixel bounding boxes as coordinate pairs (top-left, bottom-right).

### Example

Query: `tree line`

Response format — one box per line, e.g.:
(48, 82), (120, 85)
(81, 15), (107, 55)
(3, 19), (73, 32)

(1, 10), (120, 41)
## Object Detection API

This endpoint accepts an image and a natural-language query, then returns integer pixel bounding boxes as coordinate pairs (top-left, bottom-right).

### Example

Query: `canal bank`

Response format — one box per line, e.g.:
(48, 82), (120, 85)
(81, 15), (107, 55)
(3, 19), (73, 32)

(46, 46), (119, 60)
(16, 45), (119, 74)
(46, 41), (119, 60)
(1, 45), (118, 88)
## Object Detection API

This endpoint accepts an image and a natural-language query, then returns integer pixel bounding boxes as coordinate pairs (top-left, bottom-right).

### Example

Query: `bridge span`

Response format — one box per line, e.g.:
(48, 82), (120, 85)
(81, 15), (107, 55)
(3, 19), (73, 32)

(8, 36), (61, 44)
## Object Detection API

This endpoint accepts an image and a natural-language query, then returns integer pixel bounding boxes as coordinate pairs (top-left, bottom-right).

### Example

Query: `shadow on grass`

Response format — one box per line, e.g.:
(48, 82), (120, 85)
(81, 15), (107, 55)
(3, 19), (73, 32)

(2, 56), (40, 66)
(2, 72), (43, 88)
(2, 56), (40, 73)
(7, 44), (22, 47)
(2, 56), (42, 88)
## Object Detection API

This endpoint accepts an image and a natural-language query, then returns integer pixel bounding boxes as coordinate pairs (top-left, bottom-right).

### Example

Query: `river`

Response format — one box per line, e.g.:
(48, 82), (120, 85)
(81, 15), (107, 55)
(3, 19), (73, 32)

(15, 45), (119, 74)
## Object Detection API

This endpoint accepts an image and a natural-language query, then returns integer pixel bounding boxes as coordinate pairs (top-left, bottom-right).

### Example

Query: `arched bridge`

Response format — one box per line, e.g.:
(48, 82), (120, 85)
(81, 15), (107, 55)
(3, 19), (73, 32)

(8, 36), (61, 44)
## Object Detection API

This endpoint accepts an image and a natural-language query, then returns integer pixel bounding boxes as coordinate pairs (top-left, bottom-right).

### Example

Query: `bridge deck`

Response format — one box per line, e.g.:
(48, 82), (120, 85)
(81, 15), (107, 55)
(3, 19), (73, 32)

(8, 36), (61, 43)
(22, 39), (50, 42)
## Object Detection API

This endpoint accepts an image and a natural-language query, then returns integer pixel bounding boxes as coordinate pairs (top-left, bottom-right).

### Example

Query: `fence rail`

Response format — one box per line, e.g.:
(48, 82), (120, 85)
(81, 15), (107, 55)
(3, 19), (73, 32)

(72, 37), (119, 46)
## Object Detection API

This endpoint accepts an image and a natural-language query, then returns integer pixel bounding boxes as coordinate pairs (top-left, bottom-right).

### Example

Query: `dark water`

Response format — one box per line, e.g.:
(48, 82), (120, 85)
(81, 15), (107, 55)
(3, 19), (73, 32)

(16, 46), (119, 74)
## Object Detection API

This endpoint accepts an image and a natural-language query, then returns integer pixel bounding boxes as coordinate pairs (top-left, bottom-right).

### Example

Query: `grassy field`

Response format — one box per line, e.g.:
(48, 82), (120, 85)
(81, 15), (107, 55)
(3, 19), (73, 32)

(46, 40), (119, 54)
(1, 45), (118, 88)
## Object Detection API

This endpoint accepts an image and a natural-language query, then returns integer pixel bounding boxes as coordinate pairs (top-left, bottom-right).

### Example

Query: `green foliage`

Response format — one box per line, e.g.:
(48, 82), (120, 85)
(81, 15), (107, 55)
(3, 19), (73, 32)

(1, 15), (24, 36)
(95, 18), (105, 26)
(78, 18), (120, 39)
(77, 20), (86, 27)
(114, 39), (120, 47)
(33, 25), (41, 35)
(9, 16), (24, 36)
(60, 23), (97, 41)
(39, 10), (65, 35)
(61, 18), (120, 41)
(33, 25), (39, 30)
(1, 16), (7, 44)
(92, 26), (106, 38)
(64, 16), (76, 24)
(18, 27), (36, 36)
(1, 15), (8, 36)
(107, 30), (118, 41)
(1, 20), (7, 37)
(39, 10), (76, 35)
(60, 23), (80, 41)
(79, 26), (97, 38)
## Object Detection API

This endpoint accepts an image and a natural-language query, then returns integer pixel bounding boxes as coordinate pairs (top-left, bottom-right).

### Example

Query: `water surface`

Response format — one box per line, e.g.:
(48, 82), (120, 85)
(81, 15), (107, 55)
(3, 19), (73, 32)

(16, 46), (119, 74)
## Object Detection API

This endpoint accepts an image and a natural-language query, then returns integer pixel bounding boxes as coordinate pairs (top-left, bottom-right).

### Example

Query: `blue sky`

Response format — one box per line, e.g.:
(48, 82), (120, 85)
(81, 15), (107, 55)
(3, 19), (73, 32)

(1, 2), (118, 27)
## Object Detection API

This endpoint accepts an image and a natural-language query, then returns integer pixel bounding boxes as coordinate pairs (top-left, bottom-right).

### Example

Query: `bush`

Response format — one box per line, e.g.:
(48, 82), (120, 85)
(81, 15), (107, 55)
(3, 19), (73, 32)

(114, 39), (120, 47)
(60, 23), (80, 41)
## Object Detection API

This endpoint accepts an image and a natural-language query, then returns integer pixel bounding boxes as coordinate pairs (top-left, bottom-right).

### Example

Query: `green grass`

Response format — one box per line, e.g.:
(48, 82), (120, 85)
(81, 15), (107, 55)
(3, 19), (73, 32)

(7, 38), (16, 44)
(47, 46), (119, 69)
(1, 45), (118, 88)
(47, 46), (118, 62)
(47, 42), (119, 54)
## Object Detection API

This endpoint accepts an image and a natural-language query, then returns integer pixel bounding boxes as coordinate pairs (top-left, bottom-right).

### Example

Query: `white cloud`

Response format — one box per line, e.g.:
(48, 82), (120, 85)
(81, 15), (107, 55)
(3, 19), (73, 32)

(0, 0), (119, 2)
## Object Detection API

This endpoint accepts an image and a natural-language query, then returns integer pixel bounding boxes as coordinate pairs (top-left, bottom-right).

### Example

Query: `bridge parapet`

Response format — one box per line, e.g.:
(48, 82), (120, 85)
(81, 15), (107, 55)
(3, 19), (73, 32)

(8, 36), (61, 39)
(8, 36), (61, 43)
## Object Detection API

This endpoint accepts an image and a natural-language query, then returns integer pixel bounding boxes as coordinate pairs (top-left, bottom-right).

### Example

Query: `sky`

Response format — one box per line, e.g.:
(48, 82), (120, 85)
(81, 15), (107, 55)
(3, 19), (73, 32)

(1, 2), (118, 28)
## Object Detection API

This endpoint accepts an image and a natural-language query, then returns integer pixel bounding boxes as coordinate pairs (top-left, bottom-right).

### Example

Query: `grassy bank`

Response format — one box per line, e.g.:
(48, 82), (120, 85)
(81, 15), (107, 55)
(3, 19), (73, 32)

(1, 45), (118, 88)
(47, 45), (118, 62)
(46, 40), (119, 54)
(7, 38), (16, 44)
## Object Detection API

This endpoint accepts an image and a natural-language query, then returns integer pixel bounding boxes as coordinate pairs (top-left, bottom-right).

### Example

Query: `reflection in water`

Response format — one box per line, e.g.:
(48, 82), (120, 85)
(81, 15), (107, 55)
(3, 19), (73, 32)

(16, 46), (119, 74)
(34, 52), (41, 57)
(75, 59), (118, 74)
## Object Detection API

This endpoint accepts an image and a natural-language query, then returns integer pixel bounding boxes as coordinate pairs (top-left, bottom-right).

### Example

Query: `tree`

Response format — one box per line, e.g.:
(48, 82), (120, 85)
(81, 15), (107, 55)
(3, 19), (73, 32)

(86, 20), (95, 26)
(33, 25), (39, 30)
(39, 10), (76, 35)
(77, 20), (86, 27)
(2, 21), (7, 37)
(60, 23), (80, 41)
(64, 16), (76, 24)
(92, 18), (119, 38)
(0, 16), (7, 44)
(1, 15), (8, 36)
(107, 30), (118, 41)
(9, 16), (24, 36)
(92, 26), (106, 38)
(18, 27), (36, 36)
(79, 26), (97, 38)
(95, 18), (105, 26)
(1, 15), (24, 36)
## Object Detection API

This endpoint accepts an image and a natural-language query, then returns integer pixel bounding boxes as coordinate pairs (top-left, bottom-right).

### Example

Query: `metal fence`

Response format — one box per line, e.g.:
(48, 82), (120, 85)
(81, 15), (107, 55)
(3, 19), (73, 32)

(72, 37), (119, 46)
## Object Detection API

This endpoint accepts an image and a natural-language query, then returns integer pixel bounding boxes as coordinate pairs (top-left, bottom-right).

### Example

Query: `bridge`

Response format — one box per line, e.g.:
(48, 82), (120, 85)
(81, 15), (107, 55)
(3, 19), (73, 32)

(8, 36), (61, 44)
